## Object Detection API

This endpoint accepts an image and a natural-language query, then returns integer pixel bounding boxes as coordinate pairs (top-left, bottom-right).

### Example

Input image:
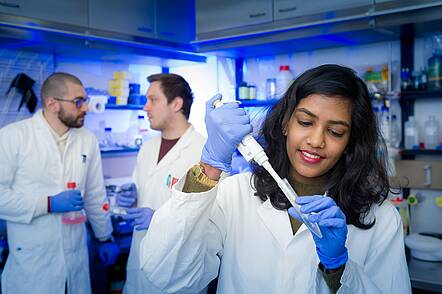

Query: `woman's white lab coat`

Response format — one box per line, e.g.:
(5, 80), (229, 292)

(0, 110), (112, 294)
(140, 172), (412, 294)
(123, 125), (206, 294)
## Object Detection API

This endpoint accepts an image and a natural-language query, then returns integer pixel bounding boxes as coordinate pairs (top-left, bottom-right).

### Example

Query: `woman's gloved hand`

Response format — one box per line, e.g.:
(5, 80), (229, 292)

(49, 190), (84, 213)
(122, 207), (155, 231)
(201, 94), (252, 172)
(288, 195), (348, 270)
(98, 241), (120, 266)
(117, 183), (137, 208)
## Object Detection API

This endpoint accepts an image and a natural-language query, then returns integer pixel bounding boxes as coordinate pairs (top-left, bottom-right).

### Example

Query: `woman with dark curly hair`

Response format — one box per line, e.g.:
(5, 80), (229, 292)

(139, 64), (411, 294)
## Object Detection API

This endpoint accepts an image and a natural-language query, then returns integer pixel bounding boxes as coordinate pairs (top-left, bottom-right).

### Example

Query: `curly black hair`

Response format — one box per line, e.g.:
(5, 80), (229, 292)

(252, 64), (390, 229)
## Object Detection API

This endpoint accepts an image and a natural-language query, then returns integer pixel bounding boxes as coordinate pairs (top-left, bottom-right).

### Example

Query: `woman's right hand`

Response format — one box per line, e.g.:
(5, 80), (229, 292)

(201, 94), (252, 173)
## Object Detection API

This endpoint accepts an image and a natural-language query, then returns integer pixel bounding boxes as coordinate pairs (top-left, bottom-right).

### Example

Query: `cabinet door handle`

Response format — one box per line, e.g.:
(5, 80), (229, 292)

(137, 27), (153, 33)
(278, 7), (297, 13)
(0, 2), (20, 8)
(249, 12), (266, 18)
(423, 164), (432, 187)
(160, 31), (174, 37)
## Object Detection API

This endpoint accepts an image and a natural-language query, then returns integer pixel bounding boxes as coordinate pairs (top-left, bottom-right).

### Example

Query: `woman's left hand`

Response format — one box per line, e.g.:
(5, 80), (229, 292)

(288, 195), (348, 270)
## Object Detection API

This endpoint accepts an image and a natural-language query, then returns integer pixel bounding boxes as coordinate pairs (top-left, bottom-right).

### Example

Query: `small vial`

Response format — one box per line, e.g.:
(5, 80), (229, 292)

(62, 182), (87, 225)
(102, 193), (127, 216)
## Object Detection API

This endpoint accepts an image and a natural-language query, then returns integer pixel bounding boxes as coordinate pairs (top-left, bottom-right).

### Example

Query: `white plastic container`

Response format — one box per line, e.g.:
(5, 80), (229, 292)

(62, 182), (87, 225)
(424, 115), (440, 149)
(276, 65), (293, 98)
(390, 115), (401, 148)
(380, 107), (391, 146)
(404, 116), (419, 149)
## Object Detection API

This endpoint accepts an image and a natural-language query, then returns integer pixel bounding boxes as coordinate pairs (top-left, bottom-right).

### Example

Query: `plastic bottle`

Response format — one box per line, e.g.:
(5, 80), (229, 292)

(127, 112), (141, 147)
(62, 182), (87, 225)
(424, 115), (440, 149)
(276, 65), (293, 98)
(103, 127), (113, 147)
(404, 116), (419, 149)
(390, 115), (401, 148)
(428, 49), (442, 91)
(137, 115), (149, 144)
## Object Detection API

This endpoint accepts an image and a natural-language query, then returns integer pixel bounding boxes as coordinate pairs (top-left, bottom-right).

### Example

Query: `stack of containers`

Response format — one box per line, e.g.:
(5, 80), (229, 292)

(110, 71), (130, 105)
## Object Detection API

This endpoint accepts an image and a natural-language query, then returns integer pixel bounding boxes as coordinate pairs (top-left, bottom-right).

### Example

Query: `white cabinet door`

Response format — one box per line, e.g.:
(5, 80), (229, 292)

(274, 0), (370, 21)
(89, 0), (155, 38)
(0, 0), (88, 27)
(156, 0), (195, 43)
(196, 0), (272, 34)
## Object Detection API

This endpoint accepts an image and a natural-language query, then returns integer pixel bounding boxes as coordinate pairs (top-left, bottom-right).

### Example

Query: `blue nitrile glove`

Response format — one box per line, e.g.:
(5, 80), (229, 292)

(122, 207), (154, 231)
(201, 93), (253, 172)
(288, 195), (348, 270)
(49, 190), (84, 213)
(98, 241), (120, 266)
(117, 183), (137, 208)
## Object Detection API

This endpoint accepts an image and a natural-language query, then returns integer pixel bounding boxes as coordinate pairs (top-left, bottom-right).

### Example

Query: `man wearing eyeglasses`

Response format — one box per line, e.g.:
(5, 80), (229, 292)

(0, 72), (120, 294)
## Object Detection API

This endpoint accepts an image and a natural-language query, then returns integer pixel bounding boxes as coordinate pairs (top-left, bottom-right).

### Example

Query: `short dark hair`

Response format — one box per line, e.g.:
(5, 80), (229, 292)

(252, 64), (390, 229)
(147, 73), (194, 119)
(41, 72), (83, 103)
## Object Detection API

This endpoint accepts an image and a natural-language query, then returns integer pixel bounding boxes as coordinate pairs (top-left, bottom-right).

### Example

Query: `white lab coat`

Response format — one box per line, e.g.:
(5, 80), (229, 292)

(0, 110), (112, 294)
(123, 125), (206, 294)
(140, 172), (412, 294)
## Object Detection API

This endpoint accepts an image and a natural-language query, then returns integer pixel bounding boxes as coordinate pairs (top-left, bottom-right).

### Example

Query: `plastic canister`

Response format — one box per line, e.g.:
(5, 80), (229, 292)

(404, 116), (419, 149)
(276, 65), (293, 98)
(62, 182), (87, 224)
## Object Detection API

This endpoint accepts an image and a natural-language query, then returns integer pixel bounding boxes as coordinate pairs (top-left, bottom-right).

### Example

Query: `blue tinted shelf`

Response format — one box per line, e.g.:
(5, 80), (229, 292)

(401, 91), (442, 100)
(105, 104), (144, 110)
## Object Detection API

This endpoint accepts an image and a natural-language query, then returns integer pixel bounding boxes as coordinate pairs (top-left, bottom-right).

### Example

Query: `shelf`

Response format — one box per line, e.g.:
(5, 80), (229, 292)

(100, 147), (140, 155)
(238, 99), (278, 107)
(408, 258), (442, 292)
(401, 91), (442, 100)
(105, 104), (144, 110)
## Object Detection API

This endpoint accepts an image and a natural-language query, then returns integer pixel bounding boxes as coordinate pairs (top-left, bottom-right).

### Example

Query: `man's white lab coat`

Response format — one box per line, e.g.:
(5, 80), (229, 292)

(0, 110), (112, 294)
(123, 125), (206, 294)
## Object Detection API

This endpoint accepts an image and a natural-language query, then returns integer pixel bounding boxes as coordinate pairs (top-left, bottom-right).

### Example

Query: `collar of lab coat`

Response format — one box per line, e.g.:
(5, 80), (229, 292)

(257, 198), (309, 250)
(33, 109), (78, 160)
(153, 124), (197, 171)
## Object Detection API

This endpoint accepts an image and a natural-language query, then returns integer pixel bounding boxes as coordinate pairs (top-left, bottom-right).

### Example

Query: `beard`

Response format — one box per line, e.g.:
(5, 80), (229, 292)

(58, 106), (85, 128)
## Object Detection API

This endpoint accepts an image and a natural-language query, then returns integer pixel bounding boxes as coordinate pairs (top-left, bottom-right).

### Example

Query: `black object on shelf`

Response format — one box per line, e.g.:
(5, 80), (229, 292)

(400, 149), (442, 159)
(237, 99), (278, 108)
(105, 104), (144, 110)
(100, 147), (140, 155)
(401, 90), (442, 100)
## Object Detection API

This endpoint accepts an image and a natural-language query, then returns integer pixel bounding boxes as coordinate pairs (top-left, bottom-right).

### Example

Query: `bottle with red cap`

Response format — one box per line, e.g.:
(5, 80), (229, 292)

(61, 182), (87, 224)
(276, 65), (294, 98)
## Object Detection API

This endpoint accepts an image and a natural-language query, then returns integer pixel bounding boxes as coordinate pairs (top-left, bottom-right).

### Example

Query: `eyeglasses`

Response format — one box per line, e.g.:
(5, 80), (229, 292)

(53, 96), (90, 109)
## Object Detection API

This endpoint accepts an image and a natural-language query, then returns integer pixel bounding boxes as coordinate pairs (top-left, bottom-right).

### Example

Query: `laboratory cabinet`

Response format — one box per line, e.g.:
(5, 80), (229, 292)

(0, 0), (88, 27)
(88, 0), (155, 38)
(273, 0), (370, 21)
(155, 0), (195, 43)
(196, 0), (272, 34)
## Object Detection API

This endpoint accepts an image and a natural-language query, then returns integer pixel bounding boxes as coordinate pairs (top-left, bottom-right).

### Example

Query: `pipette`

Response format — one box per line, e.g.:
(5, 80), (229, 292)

(213, 96), (323, 238)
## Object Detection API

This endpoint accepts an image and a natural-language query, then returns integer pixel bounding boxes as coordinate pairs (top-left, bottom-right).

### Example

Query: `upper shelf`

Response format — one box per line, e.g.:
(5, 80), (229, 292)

(238, 99), (278, 107)
(105, 104), (144, 110)
(401, 90), (442, 100)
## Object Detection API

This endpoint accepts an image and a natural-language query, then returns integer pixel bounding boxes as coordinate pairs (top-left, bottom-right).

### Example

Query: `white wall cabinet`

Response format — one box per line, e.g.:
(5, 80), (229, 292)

(196, 0), (272, 34)
(0, 0), (88, 27)
(88, 0), (155, 38)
